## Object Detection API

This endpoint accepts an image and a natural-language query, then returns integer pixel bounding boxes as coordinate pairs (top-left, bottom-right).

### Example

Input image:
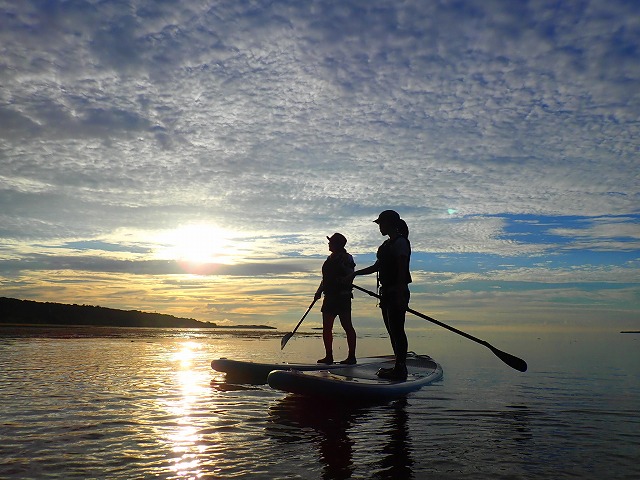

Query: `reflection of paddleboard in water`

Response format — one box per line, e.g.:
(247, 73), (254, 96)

(211, 355), (394, 384)
(267, 353), (443, 399)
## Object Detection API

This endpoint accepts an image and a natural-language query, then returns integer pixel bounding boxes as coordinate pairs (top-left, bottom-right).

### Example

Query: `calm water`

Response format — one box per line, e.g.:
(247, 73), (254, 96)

(0, 326), (638, 479)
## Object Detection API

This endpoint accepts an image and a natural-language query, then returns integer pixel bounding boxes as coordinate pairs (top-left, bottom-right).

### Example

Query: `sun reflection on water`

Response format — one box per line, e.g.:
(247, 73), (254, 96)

(165, 341), (210, 479)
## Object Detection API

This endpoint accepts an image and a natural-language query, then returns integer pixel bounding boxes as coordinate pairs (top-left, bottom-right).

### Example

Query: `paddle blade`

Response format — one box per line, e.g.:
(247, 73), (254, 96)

(490, 346), (528, 372)
(280, 332), (293, 350)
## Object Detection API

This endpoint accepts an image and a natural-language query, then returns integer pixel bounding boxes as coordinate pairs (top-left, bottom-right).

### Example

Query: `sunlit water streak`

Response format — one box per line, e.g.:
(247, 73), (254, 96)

(0, 327), (638, 479)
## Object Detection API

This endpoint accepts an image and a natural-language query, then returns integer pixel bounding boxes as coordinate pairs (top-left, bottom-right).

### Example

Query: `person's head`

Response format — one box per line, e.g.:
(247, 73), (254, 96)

(326, 232), (347, 252)
(373, 209), (401, 236)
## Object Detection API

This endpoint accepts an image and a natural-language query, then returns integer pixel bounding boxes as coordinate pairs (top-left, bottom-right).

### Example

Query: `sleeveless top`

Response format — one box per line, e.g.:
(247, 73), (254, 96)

(376, 236), (412, 287)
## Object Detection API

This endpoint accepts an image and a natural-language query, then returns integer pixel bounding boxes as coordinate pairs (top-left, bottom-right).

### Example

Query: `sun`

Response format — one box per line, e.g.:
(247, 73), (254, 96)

(155, 224), (239, 266)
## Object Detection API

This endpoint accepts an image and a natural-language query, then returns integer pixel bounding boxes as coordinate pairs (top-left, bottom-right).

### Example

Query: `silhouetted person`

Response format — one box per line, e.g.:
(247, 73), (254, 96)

(315, 233), (357, 364)
(350, 210), (411, 380)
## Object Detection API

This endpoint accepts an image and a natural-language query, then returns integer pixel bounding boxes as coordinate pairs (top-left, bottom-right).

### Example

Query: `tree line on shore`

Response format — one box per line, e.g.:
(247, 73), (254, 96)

(0, 297), (274, 329)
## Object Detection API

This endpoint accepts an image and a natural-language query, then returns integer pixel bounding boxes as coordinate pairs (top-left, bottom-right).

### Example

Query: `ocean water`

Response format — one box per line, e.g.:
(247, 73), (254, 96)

(0, 326), (638, 479)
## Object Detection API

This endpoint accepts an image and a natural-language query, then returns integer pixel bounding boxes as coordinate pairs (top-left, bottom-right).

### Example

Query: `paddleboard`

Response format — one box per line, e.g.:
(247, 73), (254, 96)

(267, 353), (442, 400)
(211, 355), (394, 384)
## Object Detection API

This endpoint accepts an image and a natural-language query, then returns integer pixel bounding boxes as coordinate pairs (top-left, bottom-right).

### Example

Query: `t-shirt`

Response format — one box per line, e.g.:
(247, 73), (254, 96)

(321, 251), (355, 296)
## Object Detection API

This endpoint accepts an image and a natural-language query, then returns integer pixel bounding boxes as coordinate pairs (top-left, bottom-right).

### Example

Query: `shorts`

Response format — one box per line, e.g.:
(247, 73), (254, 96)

(321, 294), (352, 316)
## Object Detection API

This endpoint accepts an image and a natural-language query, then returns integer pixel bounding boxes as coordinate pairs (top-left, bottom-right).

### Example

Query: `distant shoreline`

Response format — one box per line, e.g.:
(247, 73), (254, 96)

(620, 331), (640, 334)
(0, 323), (276, 330)
(0, 297), (275, 330)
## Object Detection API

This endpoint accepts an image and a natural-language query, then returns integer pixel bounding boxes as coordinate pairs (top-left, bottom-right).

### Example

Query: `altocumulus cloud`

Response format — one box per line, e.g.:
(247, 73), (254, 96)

(0, 0), (638, 327)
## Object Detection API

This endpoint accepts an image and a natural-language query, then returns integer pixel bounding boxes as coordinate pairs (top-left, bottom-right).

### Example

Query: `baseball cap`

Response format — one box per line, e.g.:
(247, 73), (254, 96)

(373, 210), (400, 224)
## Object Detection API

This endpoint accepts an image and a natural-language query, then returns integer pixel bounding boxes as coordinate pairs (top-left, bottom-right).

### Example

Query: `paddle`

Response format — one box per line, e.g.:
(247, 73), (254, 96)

(352, 284), (528, 372)
(280, 298), (318, 350)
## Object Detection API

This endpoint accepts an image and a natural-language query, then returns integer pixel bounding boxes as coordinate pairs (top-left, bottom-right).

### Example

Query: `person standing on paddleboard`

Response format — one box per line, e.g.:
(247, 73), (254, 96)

(314, 233), (357, 365)
(349, 210), (412, 380)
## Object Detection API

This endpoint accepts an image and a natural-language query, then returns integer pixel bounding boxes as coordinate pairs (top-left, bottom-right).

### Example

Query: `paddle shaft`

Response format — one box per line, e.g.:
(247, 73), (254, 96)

(281, 298), (318, 349)
(352, 284), (527, 372)
(291, 298), (317, 336)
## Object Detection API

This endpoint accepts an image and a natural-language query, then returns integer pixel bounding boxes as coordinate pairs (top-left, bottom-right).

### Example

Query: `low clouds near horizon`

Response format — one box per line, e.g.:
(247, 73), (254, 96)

(1, 0), (638, 329)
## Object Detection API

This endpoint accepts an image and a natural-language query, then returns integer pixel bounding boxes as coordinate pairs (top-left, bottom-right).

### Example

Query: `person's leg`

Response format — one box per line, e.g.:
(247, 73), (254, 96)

(388, 289), (409, 365)
(377, 311), (407, 380)
(376, 300), (397, 377)
(381, 298), (398, 356)
(377, 290), (409, 380)
(387, 307), (407, 364)
(318, 312), (336, 363)
(337, 309), (356, 363)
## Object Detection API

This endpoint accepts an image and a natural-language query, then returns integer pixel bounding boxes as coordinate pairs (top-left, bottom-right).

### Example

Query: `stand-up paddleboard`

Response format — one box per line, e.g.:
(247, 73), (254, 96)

(211, 355), (394, 384)
(267, 353), (442, 400)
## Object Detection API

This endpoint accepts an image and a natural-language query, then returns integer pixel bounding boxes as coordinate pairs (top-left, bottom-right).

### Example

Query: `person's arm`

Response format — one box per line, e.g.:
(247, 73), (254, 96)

(345, 261), (379, 284)
(354, 263), (379, 277)
(338, 252), (356, 274)
(314, 281), (323, 300)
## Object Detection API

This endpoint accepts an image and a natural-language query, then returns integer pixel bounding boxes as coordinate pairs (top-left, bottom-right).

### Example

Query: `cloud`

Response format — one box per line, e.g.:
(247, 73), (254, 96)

(550, 216), (640, 248)
(0, 253), (312, 277)
(0, 0), (638, 327)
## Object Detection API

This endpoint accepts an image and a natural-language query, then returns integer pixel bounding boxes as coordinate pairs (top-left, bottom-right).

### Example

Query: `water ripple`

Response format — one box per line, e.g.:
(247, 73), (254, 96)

(1, 329), (639, 479)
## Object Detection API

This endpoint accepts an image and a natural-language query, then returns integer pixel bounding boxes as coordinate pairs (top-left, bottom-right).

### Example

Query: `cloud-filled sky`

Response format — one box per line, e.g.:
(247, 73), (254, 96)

(1, 0), (638, 331)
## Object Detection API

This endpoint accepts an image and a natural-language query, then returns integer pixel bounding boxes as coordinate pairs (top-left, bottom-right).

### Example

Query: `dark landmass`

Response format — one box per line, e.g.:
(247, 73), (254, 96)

(620, 331), (640, 334)
(0, 297), (275, 330)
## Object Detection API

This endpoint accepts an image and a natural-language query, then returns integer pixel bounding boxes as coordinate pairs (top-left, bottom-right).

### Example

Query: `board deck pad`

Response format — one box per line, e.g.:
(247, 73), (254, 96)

(211, 355), (395, 384)
(267, 353), (443, 399)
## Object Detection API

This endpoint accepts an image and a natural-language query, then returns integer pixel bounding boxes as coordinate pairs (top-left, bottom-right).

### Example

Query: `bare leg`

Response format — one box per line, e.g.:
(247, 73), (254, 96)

(318, 312), (336, 363)
(337, 310), (356, 361)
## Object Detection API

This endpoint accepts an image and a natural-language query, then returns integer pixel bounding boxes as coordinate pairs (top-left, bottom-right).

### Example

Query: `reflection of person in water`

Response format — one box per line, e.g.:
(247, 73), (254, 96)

(377, 398), (413, 478)
(314, 233), (357, 365)
(267, 396), (356, 479)
(266, 396), (413, 479)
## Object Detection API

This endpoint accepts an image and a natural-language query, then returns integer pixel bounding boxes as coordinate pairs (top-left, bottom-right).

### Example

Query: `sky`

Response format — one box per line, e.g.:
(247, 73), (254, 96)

(1, 0), (638, 332)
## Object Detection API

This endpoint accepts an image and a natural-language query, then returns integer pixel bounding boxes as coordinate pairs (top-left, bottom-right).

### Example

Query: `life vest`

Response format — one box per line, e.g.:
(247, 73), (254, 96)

(376, 236), (412, 287)
(322, 251), (355, 295)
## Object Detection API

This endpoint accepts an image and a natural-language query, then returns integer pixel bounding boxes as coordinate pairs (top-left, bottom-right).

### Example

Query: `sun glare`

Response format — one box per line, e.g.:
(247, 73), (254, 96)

(155, 224), (240, 266)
